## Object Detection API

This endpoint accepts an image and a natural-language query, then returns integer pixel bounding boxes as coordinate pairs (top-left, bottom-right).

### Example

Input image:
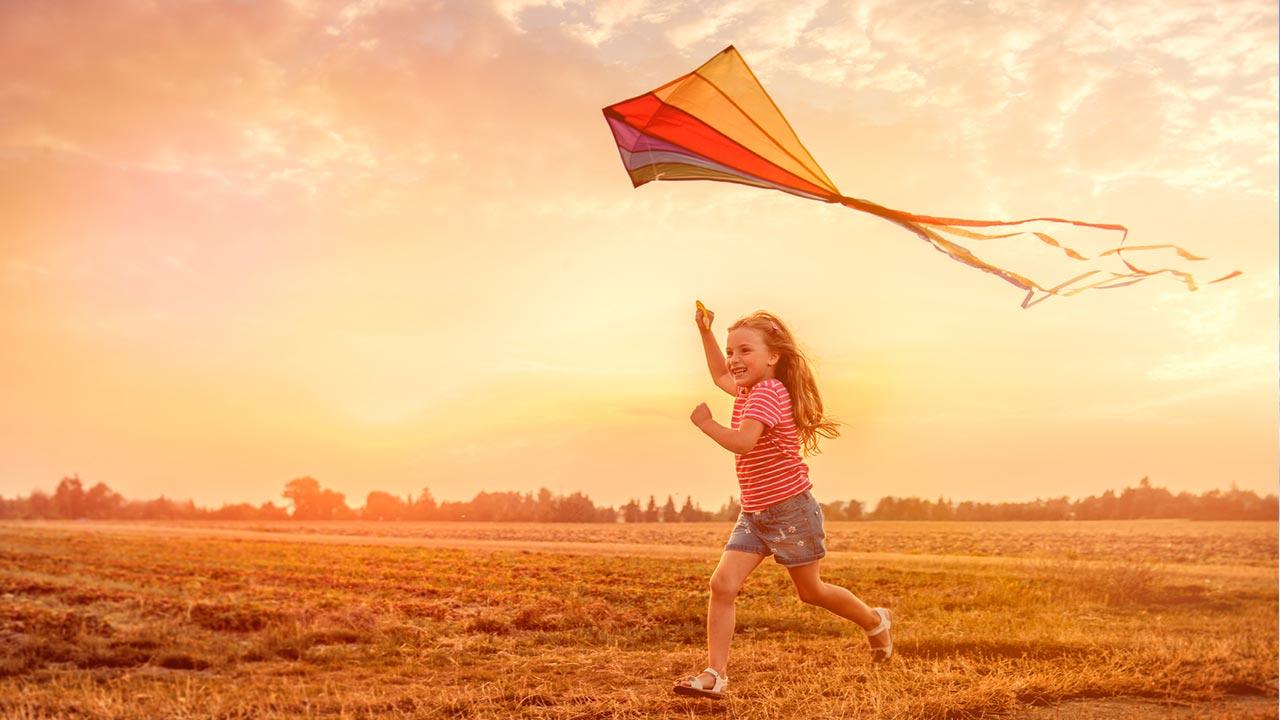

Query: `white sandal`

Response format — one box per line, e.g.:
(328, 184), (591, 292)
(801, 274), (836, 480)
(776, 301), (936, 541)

(673, 666), (728, 699)
(866, 607), (893, 663)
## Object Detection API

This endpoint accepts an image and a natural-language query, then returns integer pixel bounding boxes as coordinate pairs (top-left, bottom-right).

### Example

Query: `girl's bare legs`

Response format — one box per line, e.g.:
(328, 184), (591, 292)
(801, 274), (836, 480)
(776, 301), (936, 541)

(680, 550), (766, 689)
(786, 560), (890, 652)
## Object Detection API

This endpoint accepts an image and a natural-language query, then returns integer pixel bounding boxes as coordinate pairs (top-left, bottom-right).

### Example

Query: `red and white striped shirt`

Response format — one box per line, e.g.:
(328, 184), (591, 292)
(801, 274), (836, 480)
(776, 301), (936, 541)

(731, 378), (811, 512)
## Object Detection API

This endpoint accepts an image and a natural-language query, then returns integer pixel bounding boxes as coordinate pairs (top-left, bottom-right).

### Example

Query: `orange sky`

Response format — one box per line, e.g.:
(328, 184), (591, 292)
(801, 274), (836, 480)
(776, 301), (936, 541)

(2, 0), (1276, 511)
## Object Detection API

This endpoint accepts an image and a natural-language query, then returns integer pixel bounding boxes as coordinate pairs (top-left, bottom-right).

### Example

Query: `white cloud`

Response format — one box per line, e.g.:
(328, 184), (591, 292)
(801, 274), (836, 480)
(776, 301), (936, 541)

(337, 0), (416, 27)
(564, 0), (672, 47)
(495, 0), (564, 31)
(664, 2), (740, 50)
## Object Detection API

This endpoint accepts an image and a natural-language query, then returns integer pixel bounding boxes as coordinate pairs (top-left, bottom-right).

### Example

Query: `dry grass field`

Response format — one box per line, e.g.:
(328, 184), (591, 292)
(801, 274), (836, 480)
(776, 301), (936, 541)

(157, 518), (1279, 566)
(1, 520), (1275, 719)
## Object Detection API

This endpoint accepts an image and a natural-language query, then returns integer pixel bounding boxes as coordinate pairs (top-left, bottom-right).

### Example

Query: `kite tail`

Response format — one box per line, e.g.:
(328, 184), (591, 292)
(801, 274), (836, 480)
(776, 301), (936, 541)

(833, 195), (1242, 308)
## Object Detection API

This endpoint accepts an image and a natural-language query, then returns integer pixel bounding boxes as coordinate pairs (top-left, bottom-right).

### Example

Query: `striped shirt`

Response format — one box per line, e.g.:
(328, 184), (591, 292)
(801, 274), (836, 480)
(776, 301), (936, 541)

(731, 378), (811, 512)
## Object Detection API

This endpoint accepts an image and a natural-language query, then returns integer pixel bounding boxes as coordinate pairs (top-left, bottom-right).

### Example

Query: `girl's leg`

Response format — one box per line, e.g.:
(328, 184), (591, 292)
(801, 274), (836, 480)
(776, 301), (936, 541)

(785, 560), (890, 651)
(681, 550), (766, 688)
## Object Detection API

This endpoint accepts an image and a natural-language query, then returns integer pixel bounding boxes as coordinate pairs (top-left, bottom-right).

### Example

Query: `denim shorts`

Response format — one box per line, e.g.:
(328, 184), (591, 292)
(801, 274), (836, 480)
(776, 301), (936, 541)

(724, 490), (827, 567)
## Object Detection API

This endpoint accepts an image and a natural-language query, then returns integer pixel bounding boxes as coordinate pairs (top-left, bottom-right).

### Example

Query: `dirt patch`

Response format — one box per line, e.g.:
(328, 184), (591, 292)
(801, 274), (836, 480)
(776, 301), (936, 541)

(1013, 694), (1276, 719)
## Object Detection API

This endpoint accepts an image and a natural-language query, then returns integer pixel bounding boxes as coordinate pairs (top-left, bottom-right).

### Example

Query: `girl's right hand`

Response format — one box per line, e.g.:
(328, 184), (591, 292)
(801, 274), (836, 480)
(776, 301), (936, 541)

(695, 300), (714, 331)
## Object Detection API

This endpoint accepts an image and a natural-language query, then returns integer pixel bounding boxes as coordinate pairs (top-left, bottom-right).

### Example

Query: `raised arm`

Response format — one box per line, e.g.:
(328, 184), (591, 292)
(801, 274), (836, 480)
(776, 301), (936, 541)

(692, 410), (766, 455)
(696, 302), (737, 396)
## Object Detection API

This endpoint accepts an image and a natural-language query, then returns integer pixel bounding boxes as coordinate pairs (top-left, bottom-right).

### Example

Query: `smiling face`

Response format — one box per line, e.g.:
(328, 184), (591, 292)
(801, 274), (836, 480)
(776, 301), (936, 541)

(725, 326), (779, 389)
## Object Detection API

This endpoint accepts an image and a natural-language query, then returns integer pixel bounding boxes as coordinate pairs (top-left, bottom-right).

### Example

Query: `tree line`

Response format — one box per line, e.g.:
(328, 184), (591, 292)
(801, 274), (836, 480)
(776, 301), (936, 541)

(864, 477), (1277, 521)
(0, 474), (1274, 522)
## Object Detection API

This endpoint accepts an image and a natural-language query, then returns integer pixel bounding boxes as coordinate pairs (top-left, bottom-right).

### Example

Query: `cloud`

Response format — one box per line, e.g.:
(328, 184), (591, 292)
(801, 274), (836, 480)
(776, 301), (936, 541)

(1144, 279), (1279, 384)
(5, 0), (1272, 214)
(1147, 342), (1276, 381)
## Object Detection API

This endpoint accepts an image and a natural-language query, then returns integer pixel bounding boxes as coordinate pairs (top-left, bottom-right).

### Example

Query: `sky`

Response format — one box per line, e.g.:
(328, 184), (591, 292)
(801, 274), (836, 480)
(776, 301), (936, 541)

(1, 0), (1276, 512)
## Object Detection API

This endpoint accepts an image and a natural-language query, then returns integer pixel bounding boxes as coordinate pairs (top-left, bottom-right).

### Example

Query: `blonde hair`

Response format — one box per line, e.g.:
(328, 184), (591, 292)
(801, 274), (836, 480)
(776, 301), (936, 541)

(728, 311), (840, 456)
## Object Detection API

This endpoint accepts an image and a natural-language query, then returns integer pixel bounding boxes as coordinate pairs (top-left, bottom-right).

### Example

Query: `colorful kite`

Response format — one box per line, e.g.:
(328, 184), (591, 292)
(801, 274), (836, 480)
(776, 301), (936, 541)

(602, 46), (1240, 307)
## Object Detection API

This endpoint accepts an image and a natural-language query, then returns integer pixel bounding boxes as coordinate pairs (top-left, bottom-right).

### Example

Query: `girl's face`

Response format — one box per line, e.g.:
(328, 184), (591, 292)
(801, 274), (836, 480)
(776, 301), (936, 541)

(725, 326), (779, 389)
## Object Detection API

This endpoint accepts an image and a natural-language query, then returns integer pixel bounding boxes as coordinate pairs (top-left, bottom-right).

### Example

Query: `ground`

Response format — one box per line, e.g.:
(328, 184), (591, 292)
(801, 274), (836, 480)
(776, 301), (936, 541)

(1, 519), (1275, 718)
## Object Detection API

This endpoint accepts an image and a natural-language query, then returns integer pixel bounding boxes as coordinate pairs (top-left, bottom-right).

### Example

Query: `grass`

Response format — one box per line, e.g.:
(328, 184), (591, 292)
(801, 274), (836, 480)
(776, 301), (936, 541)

(117, 518), (1280, 566)
(0, 521), (1275, 718)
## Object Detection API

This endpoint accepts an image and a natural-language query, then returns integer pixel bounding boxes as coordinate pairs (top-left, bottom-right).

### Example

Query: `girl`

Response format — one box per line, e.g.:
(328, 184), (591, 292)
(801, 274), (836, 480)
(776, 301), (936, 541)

(674, 303), (893, 700)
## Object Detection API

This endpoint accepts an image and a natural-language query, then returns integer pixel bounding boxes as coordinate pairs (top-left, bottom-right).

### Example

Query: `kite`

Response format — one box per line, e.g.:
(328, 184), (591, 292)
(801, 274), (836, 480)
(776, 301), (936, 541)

(602, 46), (1241, 308)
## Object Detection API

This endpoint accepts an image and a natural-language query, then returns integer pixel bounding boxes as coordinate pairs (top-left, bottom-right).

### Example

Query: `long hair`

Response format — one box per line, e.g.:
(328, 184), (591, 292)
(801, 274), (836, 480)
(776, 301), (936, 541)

(728, 311), (840, 456)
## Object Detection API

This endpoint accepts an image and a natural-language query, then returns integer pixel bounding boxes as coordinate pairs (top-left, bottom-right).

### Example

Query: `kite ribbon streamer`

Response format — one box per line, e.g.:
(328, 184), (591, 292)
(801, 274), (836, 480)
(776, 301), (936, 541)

(602, 45), (1241, 307)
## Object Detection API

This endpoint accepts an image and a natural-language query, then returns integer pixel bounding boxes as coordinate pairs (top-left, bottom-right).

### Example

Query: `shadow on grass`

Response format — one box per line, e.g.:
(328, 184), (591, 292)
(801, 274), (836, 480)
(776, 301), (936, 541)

(1027, 559), (1240, 608)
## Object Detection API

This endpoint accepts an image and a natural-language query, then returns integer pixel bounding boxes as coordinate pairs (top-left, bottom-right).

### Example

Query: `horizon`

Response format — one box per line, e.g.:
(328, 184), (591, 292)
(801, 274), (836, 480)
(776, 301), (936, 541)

(7, 473), (1275, 513)
(2, 0), (1276, 512)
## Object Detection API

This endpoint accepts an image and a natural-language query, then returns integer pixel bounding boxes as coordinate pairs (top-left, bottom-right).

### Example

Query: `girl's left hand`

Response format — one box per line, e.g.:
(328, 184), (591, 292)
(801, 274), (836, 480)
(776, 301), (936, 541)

(690, 402), (712, 428)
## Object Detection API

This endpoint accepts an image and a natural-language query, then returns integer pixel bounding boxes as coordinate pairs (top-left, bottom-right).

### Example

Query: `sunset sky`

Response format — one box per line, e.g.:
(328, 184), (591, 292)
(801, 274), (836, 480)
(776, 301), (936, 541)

(2, 0), (1276, 512)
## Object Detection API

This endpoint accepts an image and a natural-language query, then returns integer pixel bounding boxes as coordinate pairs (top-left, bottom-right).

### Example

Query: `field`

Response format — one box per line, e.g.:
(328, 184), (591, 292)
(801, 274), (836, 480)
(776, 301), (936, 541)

(1, 520), (1276, 719)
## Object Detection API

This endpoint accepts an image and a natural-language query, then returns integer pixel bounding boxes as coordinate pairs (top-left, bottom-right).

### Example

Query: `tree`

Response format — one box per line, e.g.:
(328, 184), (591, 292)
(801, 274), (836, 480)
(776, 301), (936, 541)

(930, 496), (954, 521)
(661, 495), (678, 523)
(872, 496), (897, 520)
(53, 475), (86, 519)
(211, 503), (258, 520)
(436, 500), (467, 520)
(125, 496), (197, 520)
(643, 496), (659, 523)
(536, 488), (555, 522)
(555, 492), (598, 522)
(284, 477), (321, 518)
(258, 501), (290, 520)
(679, 496), (701, 522)
(84, 482), (124, 519)
(27, 491), (54, 519)
(409, 488), (437, 520)
(283, 477), (352, 520)
(1076, 489), (1119, 520)
(364, 491), (407, 520)
(715, 496), (741, 521)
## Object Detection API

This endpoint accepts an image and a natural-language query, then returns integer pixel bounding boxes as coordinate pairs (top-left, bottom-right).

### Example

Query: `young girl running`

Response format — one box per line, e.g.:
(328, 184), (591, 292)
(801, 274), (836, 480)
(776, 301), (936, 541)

(674, 303), (893, 700)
